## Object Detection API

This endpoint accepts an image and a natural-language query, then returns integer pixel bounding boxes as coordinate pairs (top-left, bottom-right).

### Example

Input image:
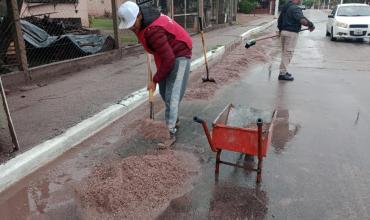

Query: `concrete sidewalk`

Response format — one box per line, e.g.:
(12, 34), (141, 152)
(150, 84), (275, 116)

(3, 14), (275, 156)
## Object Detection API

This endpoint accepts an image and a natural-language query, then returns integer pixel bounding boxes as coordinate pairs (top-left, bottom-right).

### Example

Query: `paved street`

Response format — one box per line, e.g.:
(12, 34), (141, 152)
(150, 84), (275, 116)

(1, 9), (370, 219)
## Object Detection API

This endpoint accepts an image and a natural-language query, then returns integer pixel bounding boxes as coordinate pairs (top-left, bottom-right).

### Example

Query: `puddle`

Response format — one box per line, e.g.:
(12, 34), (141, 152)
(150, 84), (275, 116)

(271, 109), (301, 153)
(157, 183), (268, 220)
(0, 176), (81, 220)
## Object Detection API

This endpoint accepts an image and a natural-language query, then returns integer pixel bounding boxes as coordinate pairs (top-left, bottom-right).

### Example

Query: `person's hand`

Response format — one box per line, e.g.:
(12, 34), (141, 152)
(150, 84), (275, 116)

(308, 22), (315, 32)
(147, 81), (156, 92)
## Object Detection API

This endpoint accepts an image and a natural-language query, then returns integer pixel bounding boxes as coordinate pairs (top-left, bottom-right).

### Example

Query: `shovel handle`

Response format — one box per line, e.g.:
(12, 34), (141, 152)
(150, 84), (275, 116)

(193, 116), (217, 152)
(149, 90), (154, 101)
(146, 53), (154, 102)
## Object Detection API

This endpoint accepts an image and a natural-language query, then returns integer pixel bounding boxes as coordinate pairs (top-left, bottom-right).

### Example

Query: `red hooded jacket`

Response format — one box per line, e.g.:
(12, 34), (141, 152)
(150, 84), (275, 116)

(137, 14), (192, 83)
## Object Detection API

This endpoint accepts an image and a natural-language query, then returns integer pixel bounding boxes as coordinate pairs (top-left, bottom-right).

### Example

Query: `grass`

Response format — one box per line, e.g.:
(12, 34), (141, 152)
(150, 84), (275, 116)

(120, 35), (139, 45)
(91, 17), (139, 46)
(91, 18), (113, 30)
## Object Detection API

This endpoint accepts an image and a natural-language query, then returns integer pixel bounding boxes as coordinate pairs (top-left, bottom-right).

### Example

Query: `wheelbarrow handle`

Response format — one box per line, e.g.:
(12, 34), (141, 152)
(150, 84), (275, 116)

(193, 116), (217, 152)
(193, 116), (205, 124)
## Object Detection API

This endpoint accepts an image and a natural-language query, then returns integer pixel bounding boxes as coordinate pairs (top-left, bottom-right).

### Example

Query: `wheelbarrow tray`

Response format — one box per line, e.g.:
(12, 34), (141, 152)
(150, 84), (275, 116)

(212, 104), (276, 156)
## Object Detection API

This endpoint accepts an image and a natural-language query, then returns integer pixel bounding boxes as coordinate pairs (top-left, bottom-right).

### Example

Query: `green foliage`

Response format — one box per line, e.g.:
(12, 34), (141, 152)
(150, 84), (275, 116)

(238, 0), (259, 14)
(279, 0), (314, 10)
(279, 0), (288, 8)
(302, 0), (314, 8)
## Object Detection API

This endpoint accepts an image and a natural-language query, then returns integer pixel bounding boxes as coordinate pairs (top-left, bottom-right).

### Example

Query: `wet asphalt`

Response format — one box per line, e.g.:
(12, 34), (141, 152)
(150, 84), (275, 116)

(1, 10), (370, 219)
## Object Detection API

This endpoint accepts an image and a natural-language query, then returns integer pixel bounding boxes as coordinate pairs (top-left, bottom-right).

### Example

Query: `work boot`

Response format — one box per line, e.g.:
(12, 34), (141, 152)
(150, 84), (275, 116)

(157, 132), (176, 149)
(278, 73), (294, 81)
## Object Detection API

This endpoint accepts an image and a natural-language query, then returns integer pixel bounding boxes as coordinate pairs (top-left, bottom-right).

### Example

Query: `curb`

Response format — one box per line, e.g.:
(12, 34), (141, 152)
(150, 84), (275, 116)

(0, 19), (277, 193)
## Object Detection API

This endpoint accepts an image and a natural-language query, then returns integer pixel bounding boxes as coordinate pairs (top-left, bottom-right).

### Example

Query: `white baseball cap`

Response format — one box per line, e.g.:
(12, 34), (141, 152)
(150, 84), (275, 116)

(117, 1), (140, 29)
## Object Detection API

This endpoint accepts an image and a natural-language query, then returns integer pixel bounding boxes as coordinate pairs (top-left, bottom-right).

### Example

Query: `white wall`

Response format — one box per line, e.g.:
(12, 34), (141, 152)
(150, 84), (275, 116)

(88, 0), (127, 17)
(21, 1), (89, 26)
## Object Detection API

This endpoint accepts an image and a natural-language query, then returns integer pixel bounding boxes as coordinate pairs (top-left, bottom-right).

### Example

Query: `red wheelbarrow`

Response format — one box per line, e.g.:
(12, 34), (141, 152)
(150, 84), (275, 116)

(194, 104), (276, 183)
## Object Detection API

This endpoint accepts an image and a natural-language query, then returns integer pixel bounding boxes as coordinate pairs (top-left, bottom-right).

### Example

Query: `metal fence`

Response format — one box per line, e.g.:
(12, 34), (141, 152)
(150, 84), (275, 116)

(1, 0), (238, 75)
(1, 0), (119, 75)
(19, 0), (117, 67)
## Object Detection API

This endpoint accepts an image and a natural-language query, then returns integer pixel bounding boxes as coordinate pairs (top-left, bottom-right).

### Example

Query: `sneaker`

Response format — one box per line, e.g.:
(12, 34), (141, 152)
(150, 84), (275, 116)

(278, 73), (294, 81)
(157, 132), (176, 149)
(280, 72), (292, 77)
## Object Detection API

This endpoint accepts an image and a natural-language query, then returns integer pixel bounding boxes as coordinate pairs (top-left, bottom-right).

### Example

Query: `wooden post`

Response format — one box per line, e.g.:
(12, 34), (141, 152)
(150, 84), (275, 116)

(9, 0), (31, 81)
(199, 0), (204, 30)
(216, 0), (219, 24)
(170, 0), (174, 19)
(0, 77), (19, 152)
(111, 0), (120, 49)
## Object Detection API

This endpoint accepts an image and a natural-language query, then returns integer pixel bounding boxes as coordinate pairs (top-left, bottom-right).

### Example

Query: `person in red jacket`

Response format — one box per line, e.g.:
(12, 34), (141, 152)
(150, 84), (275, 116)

(118, 1), (192, 148)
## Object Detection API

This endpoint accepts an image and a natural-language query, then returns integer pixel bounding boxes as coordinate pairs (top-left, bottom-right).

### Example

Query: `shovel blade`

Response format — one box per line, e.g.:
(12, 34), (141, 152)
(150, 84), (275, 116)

(202, 77), (216, 83)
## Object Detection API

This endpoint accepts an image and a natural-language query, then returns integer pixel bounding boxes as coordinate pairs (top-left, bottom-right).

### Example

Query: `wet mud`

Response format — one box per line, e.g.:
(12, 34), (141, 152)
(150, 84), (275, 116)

(208, 185), (268, 220)
(157, 183), (268, 220)
(226, 106), (274, 133)
(185, 43), (269, 100)
(76, 150), (200, 220)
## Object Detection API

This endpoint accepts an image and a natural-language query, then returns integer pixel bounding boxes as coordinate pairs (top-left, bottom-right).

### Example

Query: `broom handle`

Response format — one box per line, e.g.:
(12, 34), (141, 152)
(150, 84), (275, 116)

(255, 28), (309, 42)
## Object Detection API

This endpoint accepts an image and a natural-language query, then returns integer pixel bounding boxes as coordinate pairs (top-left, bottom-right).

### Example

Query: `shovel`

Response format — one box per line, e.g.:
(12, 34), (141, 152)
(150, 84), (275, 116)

(146, 53), (154, 119)
(198, 17), (216, 83)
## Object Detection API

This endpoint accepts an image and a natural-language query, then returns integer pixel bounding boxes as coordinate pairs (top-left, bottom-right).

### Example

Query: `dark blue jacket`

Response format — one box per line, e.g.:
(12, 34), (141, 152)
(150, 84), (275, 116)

(278, 1), (304, 33)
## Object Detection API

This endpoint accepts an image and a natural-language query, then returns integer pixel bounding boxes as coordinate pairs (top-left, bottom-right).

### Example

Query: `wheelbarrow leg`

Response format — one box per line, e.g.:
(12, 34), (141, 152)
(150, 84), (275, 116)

(256, 118), (263, 184)
(215, 150), (222, 174)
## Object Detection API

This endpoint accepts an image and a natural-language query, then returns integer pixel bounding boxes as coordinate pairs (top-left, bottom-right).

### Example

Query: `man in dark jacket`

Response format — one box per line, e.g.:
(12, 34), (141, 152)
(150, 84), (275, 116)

(118, 1), (192, 147)
(277, 0), (315, 81)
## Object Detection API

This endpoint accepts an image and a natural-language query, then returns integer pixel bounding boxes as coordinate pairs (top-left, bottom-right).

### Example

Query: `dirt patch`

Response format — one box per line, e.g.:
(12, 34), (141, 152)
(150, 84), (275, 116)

(137, 119), (170, 142)
(76, 150), (200, 219)
(185, 43), (269, 100)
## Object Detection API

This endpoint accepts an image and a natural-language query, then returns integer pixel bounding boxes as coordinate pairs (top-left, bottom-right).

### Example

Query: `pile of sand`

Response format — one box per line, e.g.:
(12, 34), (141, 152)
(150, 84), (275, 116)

(77, 150), (199, 219)
(185, 43), (269, 100)
(138, 119), (170, 142)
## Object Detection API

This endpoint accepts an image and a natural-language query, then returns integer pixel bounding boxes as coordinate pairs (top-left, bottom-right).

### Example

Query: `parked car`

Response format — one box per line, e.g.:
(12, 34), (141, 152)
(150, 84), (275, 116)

(326, 3), (370, 41)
